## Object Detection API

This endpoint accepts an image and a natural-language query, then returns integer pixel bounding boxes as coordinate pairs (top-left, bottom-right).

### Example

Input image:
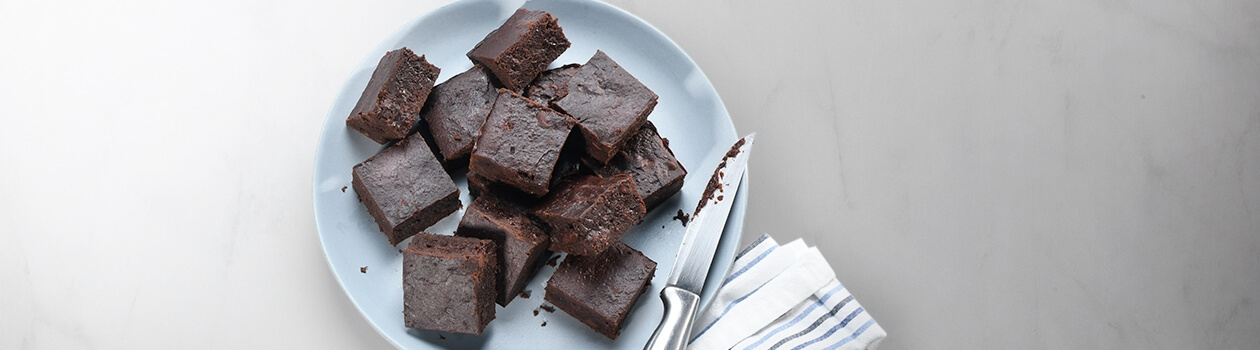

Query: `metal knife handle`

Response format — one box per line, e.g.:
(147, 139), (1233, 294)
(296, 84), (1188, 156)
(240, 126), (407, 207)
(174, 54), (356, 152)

(645, 286), (701, 350)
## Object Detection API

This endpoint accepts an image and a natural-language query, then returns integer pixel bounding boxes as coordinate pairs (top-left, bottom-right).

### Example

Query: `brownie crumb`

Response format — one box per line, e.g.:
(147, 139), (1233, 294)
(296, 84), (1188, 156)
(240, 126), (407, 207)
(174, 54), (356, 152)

(341, 186), (347, 192)
(546, 255), (561, 267)
(520, 290), (531, 299)
(541, 321), (548, 327)
(360, 266), (367, 273)
(672, 209), (690, 226)
(540, 304), (556, 313)
(533, 309), (540, 316)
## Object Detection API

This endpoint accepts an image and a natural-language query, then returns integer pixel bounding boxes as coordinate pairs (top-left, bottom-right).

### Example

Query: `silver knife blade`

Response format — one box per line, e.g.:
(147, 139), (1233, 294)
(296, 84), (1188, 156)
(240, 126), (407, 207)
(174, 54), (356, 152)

(645, 134), (756, 350)
(665, 133), (755, 294)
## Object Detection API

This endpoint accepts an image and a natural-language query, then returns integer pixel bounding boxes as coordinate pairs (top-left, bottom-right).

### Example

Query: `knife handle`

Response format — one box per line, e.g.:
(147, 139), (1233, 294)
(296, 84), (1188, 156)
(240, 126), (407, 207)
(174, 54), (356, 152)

(645, 285), (702, 350)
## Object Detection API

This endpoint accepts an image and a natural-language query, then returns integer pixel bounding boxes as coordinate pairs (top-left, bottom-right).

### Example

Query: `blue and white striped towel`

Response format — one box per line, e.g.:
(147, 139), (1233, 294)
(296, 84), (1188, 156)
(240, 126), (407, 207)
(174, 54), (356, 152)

(688, 234), (886, 350)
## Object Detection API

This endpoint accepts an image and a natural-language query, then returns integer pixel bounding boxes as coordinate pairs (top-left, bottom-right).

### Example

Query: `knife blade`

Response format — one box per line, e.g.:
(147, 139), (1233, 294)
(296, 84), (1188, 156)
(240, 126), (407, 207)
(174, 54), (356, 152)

(645, 133), (755, 350)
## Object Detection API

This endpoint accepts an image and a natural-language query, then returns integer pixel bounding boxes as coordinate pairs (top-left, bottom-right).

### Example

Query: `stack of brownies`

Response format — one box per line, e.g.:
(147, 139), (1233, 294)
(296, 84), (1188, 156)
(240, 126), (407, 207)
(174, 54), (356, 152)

(343, 8), (687, 339)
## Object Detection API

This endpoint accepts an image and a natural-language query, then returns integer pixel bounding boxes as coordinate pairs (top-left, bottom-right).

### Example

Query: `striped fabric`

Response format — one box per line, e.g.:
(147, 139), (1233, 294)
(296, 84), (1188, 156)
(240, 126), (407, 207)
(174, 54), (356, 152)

(688, 234), (886, 350)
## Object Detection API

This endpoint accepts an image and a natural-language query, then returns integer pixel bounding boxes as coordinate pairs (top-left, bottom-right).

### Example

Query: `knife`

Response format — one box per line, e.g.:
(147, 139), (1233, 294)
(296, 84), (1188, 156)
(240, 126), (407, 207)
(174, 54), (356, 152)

(645, 134), (755, 350)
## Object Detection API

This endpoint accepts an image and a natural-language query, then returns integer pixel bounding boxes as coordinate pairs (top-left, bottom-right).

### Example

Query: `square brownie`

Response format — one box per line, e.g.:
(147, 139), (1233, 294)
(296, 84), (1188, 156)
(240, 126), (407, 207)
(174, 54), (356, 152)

(525, 63), (581, 106)
(420, 65), (499, 161)
(403, 233), (497, 335)
(589, 122), (686, 211)
(466, 143), (584, 205)
(469, 89), (575, 197)
(346, 48), (441, 144)
(351, 132), (461, 245)
(456, 193), (550, 306)
(467, 8), (571, 92)
(545, 242), (657, 339)
(532, 174), (645, 256)
(553, 50), (658, 164)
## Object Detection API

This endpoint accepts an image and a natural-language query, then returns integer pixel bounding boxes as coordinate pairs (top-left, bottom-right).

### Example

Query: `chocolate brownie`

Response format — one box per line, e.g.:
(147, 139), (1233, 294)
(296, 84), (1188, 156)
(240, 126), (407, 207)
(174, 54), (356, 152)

(346, 48), (440, 144)
(351, 132), (461, 245)
(456, 193), (550, 306)
(403, 233), (497, 335)
(466, 146), (584, 204)
(532, 174), (645, 255)
(544, 242), (657, 339)
(589, 122), (686, 211)
(525, 63), (581, 105)
(469, 89), (575, 197)
(467, 9), (571, 92)
(553, 50), (658, 163)
(467, 126), (588, 200)
(420, 65), (498, 161)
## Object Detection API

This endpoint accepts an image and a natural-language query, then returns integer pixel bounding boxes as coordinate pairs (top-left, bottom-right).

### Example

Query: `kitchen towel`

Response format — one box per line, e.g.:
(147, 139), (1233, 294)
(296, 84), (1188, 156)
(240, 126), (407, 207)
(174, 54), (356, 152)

(687, 234), (886, 350)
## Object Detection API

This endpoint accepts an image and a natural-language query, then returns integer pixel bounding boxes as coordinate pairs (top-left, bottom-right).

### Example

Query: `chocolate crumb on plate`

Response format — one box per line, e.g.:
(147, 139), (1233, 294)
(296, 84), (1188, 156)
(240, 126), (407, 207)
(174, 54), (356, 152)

(360, 266), (367, 273)
(672, 209), (690, 226)
(540, 304), (556, 313)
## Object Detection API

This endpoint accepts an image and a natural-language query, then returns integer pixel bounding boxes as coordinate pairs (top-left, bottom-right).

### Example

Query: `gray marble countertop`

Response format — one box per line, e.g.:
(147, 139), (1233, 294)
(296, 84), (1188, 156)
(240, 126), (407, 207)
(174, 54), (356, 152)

(1, 0), (1256, 348)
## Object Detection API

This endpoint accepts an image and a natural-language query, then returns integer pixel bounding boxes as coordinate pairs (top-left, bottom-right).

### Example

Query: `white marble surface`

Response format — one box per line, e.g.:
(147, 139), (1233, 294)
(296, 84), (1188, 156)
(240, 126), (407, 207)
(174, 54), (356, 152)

(1, 0), (1257, 348)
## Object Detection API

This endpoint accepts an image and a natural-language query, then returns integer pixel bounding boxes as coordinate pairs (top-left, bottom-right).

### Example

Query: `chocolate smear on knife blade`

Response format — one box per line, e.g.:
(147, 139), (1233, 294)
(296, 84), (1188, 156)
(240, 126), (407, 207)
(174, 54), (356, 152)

(694, 137), (745, 217)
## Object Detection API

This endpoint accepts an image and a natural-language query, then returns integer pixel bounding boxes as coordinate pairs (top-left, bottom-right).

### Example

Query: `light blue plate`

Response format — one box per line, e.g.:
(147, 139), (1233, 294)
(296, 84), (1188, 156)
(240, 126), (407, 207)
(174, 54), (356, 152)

(312, 0), (746, 348)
